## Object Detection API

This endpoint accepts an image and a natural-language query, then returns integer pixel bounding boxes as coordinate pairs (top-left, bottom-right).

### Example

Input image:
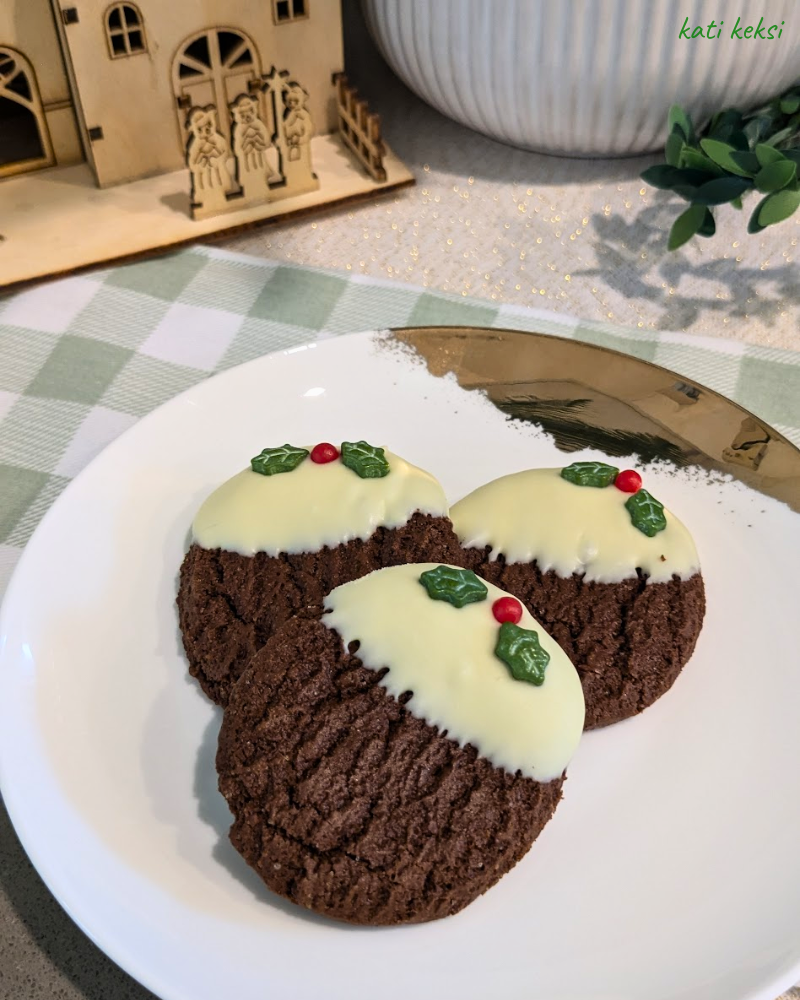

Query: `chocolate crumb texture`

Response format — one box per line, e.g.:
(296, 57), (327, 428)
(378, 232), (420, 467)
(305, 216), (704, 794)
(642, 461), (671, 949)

(457, 548), (705, 730)
(178, 512), (463, 706)
(217, 612), (563, 925)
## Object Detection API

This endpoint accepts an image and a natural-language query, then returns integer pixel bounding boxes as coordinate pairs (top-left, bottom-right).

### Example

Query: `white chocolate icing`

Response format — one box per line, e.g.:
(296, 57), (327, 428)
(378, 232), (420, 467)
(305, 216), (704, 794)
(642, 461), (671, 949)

(324, 563), (585, 781)
(192, 449), (448, 556)
(450, 468), (699, 584)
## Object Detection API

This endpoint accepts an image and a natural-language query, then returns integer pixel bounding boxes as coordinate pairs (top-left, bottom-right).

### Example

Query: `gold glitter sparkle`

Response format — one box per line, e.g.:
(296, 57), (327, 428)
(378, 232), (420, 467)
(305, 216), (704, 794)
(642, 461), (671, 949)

(222, 153), (799, 350)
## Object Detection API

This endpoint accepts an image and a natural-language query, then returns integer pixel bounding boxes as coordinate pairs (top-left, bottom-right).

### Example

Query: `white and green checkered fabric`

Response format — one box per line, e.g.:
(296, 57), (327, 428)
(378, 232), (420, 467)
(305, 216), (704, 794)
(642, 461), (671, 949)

(2, 244), (800, 1000)
(2, 244), (800, 599)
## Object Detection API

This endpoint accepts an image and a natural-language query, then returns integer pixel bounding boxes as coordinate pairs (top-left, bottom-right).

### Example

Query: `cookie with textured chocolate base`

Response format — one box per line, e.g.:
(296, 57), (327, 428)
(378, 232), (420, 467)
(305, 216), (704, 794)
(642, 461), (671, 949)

(451, 464), (705, 729)
(177, 441), (462, 706)
(217, 564), (585, 925)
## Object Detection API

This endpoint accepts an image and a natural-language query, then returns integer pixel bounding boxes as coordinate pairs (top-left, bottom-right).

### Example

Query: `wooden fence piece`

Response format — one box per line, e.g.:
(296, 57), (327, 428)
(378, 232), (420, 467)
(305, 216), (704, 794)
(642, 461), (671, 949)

(334, 72), (386, 182)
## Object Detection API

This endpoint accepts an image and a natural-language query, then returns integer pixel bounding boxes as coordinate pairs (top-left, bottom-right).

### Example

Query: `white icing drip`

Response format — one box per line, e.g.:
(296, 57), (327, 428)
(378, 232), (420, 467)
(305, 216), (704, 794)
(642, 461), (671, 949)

(450, 468), (700, 584)
(323, 563), (585, 781)
(192, 449), (448, 556)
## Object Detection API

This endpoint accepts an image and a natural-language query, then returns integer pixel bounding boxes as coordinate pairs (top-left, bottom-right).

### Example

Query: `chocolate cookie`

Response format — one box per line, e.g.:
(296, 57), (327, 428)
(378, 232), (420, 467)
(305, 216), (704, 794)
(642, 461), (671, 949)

(177, 441), (462, 705)
(217, 564), (585, 925)
(451, 463), (706, 729)
(179, 512), (462, 705)
(456, 553), (704, 729)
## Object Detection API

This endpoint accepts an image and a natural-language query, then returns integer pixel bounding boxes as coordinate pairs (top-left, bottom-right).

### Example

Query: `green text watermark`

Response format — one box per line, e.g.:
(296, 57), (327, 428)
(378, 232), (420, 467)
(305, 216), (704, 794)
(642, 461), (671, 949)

(679, 16), (785, 39)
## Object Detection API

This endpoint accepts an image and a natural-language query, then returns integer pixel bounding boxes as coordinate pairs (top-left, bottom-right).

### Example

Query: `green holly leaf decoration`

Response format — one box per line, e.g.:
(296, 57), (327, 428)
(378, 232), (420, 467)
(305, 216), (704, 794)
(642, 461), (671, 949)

(340, 440), (390, 479)
(494, 622), (550, 687)
(250, 443), (309, 476)
(560, 461), (619, 488)
(418, 565), (488, 608)
(625, 488), (667, 537)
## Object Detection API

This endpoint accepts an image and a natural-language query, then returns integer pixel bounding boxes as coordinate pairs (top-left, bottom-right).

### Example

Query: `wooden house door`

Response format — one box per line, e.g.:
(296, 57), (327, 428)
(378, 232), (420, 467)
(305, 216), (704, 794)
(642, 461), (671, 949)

(172, 29), (262, 152)
(0, 47), (54, 178)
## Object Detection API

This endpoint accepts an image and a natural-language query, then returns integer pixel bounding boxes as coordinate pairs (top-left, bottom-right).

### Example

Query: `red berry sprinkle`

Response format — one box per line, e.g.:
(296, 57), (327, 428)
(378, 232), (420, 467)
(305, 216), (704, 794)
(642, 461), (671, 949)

(310, 442), (340, 464)
(492, 596), (523, 625)
(615, 469), (642, 493)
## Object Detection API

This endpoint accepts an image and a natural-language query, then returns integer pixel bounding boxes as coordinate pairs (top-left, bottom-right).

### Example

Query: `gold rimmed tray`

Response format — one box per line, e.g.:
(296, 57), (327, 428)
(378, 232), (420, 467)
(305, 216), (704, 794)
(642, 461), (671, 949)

(394, 325), (800, 511)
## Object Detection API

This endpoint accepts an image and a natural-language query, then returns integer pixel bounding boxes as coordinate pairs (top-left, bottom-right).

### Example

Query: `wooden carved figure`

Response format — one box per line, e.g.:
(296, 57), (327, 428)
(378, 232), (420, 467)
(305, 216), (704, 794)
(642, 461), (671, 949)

(230, 93), (270, 202)
(281, 82), (317, 193)
(186, 105), (234, 217)
(283, 84), (312, 162)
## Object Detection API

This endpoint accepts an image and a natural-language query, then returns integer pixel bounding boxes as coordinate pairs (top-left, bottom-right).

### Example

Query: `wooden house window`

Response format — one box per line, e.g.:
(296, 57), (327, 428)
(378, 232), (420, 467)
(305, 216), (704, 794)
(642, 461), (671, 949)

(0, 47), (54, 177)
(172, 29), (261, 152)
(272, 0), (308, 24)
(105, 3), (147, 58)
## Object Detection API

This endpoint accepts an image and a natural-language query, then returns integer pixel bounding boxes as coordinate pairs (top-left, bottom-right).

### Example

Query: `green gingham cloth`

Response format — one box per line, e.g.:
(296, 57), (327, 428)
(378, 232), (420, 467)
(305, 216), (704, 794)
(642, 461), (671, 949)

(2, 244), (800, 601)
(1, 244), (799, 1000)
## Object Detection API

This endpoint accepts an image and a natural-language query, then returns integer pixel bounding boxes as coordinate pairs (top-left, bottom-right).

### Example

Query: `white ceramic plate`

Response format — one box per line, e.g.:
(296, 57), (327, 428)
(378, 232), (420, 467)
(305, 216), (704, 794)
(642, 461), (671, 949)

(1, 331), (800, 1000)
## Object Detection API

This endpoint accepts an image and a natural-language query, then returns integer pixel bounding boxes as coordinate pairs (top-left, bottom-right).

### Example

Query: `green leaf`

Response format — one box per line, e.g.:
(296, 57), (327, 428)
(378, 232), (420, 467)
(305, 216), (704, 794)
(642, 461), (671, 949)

(755, 160), (796, 193)
(709, 109), (743, 142)
(764, 126), (796, 148)
(747, 196), (770, 233)
(665, 131), (684, 167)
(340, 440), (390, 479)
(672, 168), (724, 193)
(716, 109), (744, 130)
(641, 165), (718, 193)
(250, 443), (309, 476)
(625, 488), (667, 537)
(667, 203), (706, 250)
(709, 124), (748, 149)
(755, 143), (786, 167)
(709, 125), (732, 145)
(728, 130), (750, 152)
(758, 188), (800, 227)
(743, 116), (772, 147)
(560, 461), (619, 488)
(729, 150), (761, 176)
(679, 147), (723, 175)
(494, 622), (550, 687)
(668, 105), (694, 143)
(418, 565), (488, 608)
(699, 139), (751, 177)
(642, 84), (800, 252)
(691, 176), (752, 205)
(640, 164), (683, 189)
(697, 209), (716, 237)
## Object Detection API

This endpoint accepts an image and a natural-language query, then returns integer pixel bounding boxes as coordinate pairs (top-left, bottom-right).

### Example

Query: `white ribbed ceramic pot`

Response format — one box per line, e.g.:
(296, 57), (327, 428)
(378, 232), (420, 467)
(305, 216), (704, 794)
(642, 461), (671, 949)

(362, 0), (800, 155)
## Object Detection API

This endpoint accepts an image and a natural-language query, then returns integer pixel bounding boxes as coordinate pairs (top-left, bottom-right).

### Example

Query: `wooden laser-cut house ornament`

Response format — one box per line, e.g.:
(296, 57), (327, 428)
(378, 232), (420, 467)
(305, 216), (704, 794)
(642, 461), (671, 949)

(0, 1), (413, 287)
